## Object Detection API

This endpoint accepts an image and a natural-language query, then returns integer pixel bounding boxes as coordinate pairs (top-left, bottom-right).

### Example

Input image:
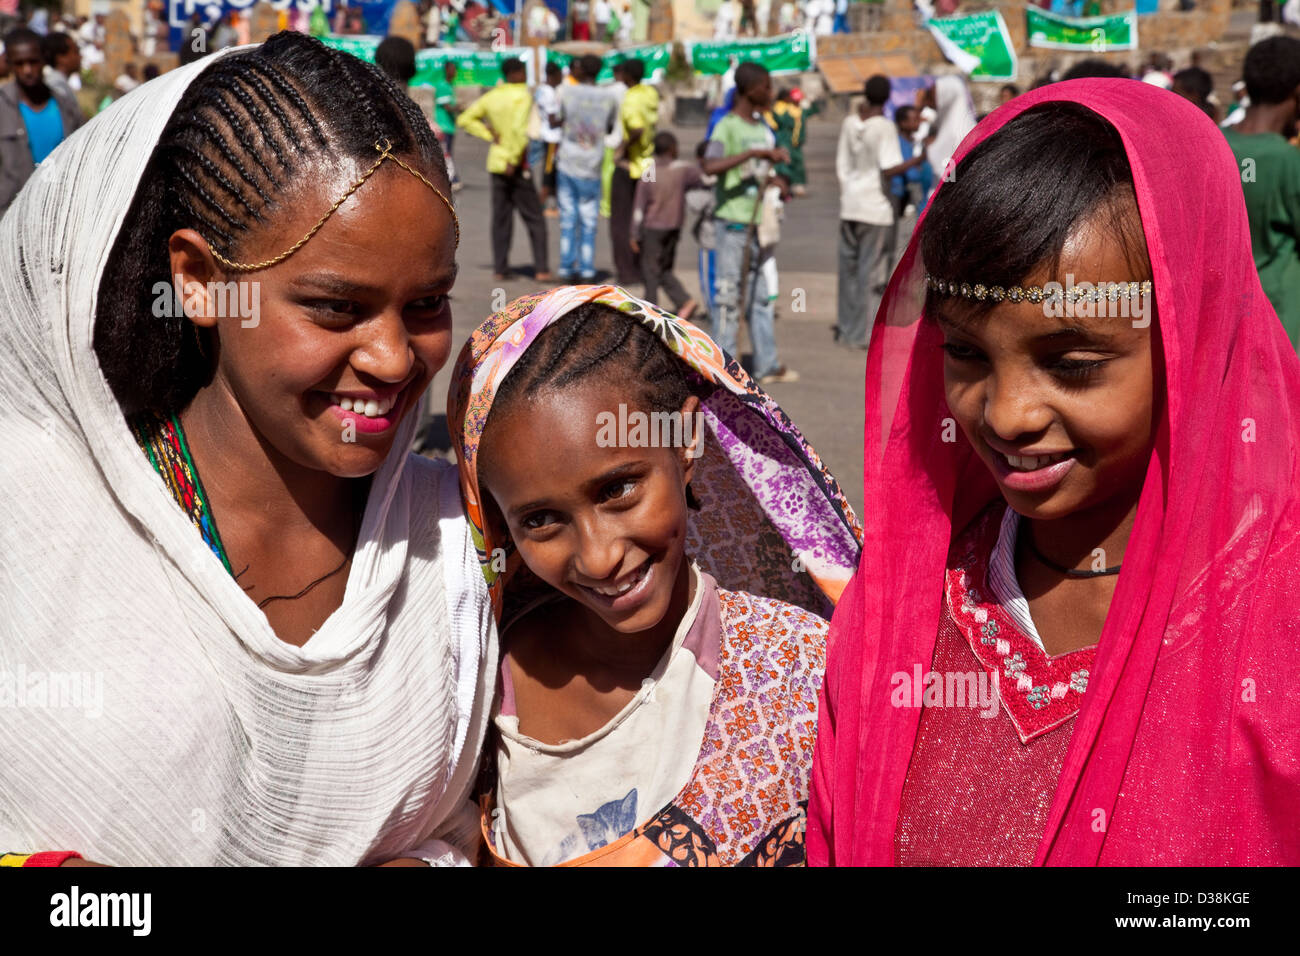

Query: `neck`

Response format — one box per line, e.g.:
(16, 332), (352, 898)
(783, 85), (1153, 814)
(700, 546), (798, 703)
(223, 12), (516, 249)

(1023, 490), (1141, 576)
(18, 82), (51, 108)
(1235, 101), (1295, 136)
(734, 96), (757, 118)
(179, 380), (361, 544)
(568, 559), (694, 677)
(859, 103), (882, 120)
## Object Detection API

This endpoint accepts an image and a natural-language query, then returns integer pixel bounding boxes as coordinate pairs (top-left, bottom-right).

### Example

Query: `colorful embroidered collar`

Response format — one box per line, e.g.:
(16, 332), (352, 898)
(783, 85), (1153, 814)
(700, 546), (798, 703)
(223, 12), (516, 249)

(946, 503), (1096, 744)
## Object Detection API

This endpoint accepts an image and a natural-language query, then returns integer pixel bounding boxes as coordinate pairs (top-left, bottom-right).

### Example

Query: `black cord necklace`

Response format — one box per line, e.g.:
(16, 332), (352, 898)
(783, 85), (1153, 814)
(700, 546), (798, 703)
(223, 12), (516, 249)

(1025, 526), (1123, 578)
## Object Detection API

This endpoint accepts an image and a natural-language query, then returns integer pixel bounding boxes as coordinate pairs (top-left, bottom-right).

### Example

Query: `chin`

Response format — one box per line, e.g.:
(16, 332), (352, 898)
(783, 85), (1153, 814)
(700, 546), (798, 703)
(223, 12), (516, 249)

(317, 444), (394, 479)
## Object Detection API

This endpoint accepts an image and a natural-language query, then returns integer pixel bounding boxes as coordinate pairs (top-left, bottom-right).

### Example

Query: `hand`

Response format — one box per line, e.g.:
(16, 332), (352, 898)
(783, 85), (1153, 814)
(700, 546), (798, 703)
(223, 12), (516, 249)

(61, 857), (109, 867)
(630, 237), (640, 254)
(766, 147), (790, 164)
(503, 162), (518, 177)
(375, 857), (430, 867)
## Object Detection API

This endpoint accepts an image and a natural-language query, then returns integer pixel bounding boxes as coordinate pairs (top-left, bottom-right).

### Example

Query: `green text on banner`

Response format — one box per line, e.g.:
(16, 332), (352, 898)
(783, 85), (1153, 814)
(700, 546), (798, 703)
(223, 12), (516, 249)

(545, 43), (673, 83)
(1025, 8), (1138, 52)
(926, 11), (1017, 83)
(688, 31), (816, 77)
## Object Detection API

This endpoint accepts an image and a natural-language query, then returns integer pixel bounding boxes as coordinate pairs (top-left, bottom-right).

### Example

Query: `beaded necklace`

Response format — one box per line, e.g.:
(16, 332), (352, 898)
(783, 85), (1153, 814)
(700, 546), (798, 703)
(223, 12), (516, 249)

(131, 409), (233, 575)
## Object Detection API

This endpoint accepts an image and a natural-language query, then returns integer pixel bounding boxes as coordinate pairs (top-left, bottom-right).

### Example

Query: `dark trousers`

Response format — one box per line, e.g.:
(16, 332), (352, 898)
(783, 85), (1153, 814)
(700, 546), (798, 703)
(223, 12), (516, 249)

(640, 227), (690, 311)
(490, 169), (549, 275)
(610, 166), (639, 285)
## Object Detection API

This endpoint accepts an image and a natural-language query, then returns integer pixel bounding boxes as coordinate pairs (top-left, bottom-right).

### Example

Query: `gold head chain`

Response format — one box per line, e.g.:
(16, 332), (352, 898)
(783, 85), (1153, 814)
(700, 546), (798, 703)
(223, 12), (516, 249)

(206, 139), (461, 273)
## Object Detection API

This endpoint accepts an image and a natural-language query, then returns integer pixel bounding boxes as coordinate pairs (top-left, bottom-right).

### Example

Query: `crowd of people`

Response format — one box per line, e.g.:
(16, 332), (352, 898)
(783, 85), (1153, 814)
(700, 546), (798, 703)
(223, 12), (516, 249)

(0, 10), (1299, 874)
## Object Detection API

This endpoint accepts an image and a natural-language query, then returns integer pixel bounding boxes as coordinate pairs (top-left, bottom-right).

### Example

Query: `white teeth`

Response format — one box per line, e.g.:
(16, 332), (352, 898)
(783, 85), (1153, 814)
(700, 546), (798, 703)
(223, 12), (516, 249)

(334, 395), (396, 417)
(592, 563), (647, 597)
(1005, 452), (1070, 471)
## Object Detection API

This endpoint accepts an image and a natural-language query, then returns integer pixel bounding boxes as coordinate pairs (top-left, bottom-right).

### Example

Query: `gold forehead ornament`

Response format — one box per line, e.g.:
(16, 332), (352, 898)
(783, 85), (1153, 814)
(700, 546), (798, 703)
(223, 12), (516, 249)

(925, 273), (1152, 305)
(206, 139), (460, 273)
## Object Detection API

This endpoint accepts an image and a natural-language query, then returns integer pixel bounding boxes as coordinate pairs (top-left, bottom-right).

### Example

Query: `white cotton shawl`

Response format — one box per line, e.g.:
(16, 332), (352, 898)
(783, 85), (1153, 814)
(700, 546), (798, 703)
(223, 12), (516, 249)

(0, 50), (497, 866)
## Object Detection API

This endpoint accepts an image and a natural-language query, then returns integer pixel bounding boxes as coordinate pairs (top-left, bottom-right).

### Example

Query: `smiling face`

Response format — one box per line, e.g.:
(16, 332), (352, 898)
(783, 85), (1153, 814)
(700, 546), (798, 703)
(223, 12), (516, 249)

(933, 201), (1156, 524)
(480, 379), (699, 641)
(172, 159), (457, 478)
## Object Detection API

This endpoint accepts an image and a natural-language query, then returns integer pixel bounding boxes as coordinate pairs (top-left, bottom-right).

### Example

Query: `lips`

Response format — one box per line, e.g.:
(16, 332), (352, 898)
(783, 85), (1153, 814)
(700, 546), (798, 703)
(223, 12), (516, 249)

(323, 384), (411, 435)
(991, 449), (1078, 493)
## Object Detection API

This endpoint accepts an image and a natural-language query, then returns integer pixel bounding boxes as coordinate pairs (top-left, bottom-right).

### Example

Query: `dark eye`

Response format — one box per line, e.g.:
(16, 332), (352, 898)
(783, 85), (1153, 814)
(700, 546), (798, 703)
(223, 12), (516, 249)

(1050, 356), (1108, 381)
(601, 479), (637, 503)
(940, 341), (983, 362)
(409, 295), (450, 315)
(308, 299), (358, 321)
(519, 510), (558, 531)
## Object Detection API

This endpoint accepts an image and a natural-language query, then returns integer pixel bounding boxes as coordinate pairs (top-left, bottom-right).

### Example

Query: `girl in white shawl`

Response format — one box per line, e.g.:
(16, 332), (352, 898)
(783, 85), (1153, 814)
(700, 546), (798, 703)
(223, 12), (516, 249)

(0, 33), (495, 866)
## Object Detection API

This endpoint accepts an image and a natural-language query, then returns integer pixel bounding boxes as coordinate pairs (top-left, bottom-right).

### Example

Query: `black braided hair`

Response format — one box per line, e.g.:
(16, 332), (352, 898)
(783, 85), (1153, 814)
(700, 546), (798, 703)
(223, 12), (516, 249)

(479, 303), (697, 489)
(93, 31), (450, 415)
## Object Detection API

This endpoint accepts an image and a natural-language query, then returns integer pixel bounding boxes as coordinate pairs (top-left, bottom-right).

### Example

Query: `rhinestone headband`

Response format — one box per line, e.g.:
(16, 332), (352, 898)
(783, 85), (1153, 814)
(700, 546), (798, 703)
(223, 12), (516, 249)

(925, 273), (1152, 305)
(206, 139), (460, 273)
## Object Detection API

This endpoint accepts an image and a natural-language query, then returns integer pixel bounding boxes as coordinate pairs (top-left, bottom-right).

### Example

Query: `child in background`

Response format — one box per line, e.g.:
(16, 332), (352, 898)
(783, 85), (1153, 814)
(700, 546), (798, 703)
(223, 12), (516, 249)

(449, 286), (861, 867)
(686, 140), (719, 322)
(631, 132), (704, 320)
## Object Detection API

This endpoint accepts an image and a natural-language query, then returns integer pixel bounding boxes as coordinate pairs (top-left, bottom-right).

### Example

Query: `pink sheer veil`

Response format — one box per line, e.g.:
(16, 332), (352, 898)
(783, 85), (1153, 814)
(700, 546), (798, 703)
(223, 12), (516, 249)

(809, 79), (1300, 865)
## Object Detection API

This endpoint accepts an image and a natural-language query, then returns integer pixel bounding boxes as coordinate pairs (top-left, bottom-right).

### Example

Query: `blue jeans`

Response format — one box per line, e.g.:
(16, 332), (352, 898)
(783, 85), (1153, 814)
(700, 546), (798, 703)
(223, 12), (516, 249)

(713, 222), (778, 378)
(557, 169), (601, 278)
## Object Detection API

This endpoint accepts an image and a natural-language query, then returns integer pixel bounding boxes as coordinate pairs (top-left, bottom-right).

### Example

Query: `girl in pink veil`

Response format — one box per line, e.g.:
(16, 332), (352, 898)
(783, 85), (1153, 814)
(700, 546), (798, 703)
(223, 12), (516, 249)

(809, 78), (1300, 865)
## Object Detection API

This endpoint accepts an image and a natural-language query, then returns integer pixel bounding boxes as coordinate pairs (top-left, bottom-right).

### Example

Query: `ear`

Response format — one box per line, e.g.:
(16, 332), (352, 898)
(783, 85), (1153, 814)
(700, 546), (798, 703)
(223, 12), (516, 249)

(167, 228), (225, 331)
(678, 393), (703, 485)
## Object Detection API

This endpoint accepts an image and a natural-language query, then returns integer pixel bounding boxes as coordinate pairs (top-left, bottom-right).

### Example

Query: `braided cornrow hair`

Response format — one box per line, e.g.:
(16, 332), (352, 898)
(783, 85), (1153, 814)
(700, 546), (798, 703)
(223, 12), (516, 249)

(480, 303), (701, 506)
(94, 31), (450, 415)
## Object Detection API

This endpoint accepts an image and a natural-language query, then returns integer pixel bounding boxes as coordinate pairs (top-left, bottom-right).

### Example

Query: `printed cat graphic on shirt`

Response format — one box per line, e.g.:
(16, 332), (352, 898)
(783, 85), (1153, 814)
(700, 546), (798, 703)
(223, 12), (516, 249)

(576, 788), (639, 851)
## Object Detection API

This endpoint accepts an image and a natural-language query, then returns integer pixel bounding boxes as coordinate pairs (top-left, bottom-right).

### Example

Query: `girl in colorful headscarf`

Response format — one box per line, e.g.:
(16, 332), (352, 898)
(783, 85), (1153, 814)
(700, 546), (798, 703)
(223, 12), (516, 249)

(449, 285), (861, 866)
(810, 80), (1300, 865)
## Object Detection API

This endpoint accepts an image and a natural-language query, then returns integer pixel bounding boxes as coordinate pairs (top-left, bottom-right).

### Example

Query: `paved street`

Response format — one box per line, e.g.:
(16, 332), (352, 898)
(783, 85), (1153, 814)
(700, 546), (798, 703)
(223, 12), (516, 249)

(427, 109), (868, 517)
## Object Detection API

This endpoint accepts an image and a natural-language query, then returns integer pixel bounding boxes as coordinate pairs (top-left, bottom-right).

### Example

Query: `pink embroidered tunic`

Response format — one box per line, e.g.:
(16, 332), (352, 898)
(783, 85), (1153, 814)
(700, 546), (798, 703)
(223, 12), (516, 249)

(895, 504), (1097, 865)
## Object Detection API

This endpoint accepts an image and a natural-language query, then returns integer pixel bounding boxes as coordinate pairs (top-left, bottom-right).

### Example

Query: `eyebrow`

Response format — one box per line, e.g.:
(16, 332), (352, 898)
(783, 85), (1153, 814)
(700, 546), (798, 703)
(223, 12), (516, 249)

(506, 460), (652, 518)
(292, 265), (458, 297)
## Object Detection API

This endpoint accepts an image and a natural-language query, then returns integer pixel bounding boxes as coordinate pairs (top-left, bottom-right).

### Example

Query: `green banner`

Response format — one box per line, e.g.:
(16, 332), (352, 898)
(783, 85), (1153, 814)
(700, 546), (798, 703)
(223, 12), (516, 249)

(688, 31), (814, 77)
(926, 11), (1017, 83)
(319, 34), (381, 60)
(545, 43), (673, 84)
(319, 35), (530, 87)
(1026, 8), (1138, 51)
(413, 47), (532, 87)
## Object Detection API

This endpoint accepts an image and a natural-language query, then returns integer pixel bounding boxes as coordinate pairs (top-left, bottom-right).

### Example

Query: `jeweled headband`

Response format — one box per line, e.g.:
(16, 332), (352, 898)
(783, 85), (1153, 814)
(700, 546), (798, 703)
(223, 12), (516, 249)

(925, 273), (1152, 305)
(205, 139), (460, 273)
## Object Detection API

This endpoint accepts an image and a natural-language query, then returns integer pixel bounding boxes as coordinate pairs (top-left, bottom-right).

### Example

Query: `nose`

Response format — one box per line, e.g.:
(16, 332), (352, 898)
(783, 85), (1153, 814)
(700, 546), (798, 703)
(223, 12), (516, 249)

(352, 310), (416, 384)
(982, 365), (1052, 443)
(571, 513), (625, 584)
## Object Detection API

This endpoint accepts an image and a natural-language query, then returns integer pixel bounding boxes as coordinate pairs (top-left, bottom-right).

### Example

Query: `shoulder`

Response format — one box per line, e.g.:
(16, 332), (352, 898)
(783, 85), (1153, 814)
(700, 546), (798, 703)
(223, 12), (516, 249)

(715, 587), (828, 686)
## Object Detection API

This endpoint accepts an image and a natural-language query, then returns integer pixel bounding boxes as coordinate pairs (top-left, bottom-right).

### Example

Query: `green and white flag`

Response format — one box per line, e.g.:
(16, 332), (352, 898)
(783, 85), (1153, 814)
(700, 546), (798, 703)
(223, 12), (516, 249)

(545, 43), (673, 84)
(319, 34), (382, 60)
(1026, 8), (1138, 52)
(688, 30), (816, 77)
(413, 47), (534, 87)
(926, 11), (1017, 83)
(320, 35), (533, 87)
